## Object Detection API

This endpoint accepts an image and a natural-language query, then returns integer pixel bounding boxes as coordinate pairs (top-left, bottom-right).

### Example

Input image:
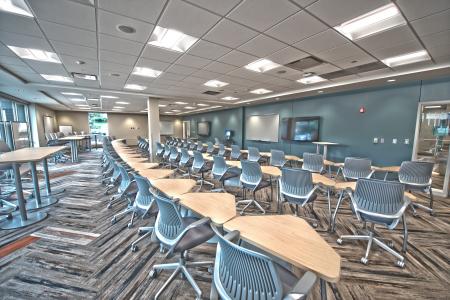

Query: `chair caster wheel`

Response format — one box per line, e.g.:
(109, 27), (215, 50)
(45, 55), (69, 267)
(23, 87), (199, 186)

(131, 245), (138, 252)
(111, 217), (117, 224)
(149, 269), (158, 279)
(207, 266), (213, 274)
(396, 260), (405, 268)
(195, 296), (201, 300)
(312, 223), (318, 228)
(429, 211), (435, 216)
(412, 212), (418, 217)
(240, 211), (245, 216)
(336, 238), (343, 245)
(6, 213), (13, 220)
(388, 241), (394, 248)
(182, 252), (189, 260)
(127, 222), (133, 228)
(360, 257), (369, 265)
(107, 204), (112, 209)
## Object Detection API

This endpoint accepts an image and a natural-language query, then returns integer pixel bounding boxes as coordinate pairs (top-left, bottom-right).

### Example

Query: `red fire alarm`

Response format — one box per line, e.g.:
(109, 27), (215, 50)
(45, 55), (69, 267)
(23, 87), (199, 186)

(359, 106), (365, 113)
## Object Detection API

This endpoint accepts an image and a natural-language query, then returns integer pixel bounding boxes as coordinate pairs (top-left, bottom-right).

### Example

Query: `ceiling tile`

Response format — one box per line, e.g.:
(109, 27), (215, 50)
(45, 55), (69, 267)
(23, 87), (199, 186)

(397, 0), (450, 21)
(266, 10), (327, 44)
(28, 0), (96, 31)
(306, 0), (390, 27)
(411, 9), (450, 36)
(26, 61), (69, 75)
(370, 40), (424, 59)
(141, 45), (183, 63)
(203, 61), (238, 73)
(182, 76), (206, 83)
(316, 43), (368, 63)
(187, 40), (232, 60)
(98, 0), (166, 23)
(158, 72), (186, 81)
(60, 54), (98, 73)
(303, 62), (341, 74)
(185, 0), (241, 15)
(332, 55), (376, 69)
(356, 26), (416, 52)
(290, 0), (319, 7)
(238, 35), (286, 57)
(99, 34), (145, 56)
(203, 19), (258, 48)
(158, 0), (221, 37)
(421, 30), (450, 49)
(228, 0), (299, 31)
(135, 57), (170, 71)
(3, 64), (37, 75)
(166, 64), (199, 75)
(217, 50), (258, 67)
(98, 10), (154, 43)
(266, 46), (309, 65)
(428, 44), (450, 61)
(74, 78), (99, 88)
(293, 29), (348, 53)
(40, 21), (97, 48)
(51, 40), (97, 60)
(0, 13), (42, 37)
(190, 69), (222, 79)
(0, 55), (28, 67)
(100, 61), (134, 73)
(0, 31), (53, 51)
(99, 50), (138, 65)
(176, 54), (212, 68)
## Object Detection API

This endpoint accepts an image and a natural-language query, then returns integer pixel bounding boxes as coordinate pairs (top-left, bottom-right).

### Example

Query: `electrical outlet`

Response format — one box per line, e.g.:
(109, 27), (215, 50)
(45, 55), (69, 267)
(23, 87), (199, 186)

(404, 139), (410, 145)
(380, 138), (384, 144)
(373, 137), (378, 144)
(393, 138), (397, 144)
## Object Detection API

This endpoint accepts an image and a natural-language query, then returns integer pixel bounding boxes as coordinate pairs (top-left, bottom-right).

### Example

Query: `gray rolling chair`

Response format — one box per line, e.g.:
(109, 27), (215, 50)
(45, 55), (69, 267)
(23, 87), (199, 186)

(247, 146), (262, 163)
(398, 161), (434, 215)
(214, 137), (220, 145)
(0, 141), (18, 218)
(279, 168), (321, 227)
(168, 146), (180, 169)
(211, 155), (240, 192)
(155, 142), (164, 162)
(302, 152), (324, 173)
(196, 141), (205, 153)
(337, 178), (410, 267)
(189, 141), (196, 151)
(206, 142), (216, 155)
(109, 163), (136, 213)
(237, 160), (272, 215)
(337, 157), (374, 181)
(149, 194), (214, 300)
(217, 144), (227, 157)
(210, 225), (317, 300)
(178, 148), (193, 177)
(230, 145), (241, 160)
(191, 150), (214, 190)
(129, 173), (158, 252)
(162, 144), (171, 167)
(270, 149), (286, 168)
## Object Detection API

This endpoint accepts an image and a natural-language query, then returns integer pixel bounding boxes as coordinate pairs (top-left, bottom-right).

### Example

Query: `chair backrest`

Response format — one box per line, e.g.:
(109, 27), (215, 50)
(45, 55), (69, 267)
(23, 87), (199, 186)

(212, 155), (228, 178)
(302, 152), (324, 173)
(280, 168), (314, 198)
(247, 146), (261, 162)
(218, 144), (226, 156)
(0, 140), (11, 153)
(156, 142), (164, 155)
(207, 142), (214, 153)
(240, 160), (262, 188)
(354, 178), (405, 216)
(154, 193), (184, 243)
(211, 226), (284, 300)
(180, 148), (190, 165)
(169, 146), (179, 160)
(398, 161), (433, 186)
(118, 164), (132, 192)
(192, 150), (205, 172)
(343, 157), (372, 179)
(230, 145), (241, 160)
(214, 137), (220, 145)
(196, 141), (204, 152)
(163, 144), (170, 158)
(270, 150), (285, 167)
(133, 173), (154, 208)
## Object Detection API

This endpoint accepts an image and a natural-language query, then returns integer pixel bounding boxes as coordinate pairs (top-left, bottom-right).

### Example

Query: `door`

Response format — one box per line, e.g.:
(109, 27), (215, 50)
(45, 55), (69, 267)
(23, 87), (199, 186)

(182, 121), (190, 139)
(412, 101), (450, 197)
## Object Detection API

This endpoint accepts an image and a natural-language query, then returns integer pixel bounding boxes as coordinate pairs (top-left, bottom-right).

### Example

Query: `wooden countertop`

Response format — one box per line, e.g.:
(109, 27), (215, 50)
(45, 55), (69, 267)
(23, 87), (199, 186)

(0, 146), (67, 163)
(151, 179), (196, 198)
(224, 215), (341, 282)
(261, 165), (281, 177)
(59, 136), (88, 141)
(373, 166), (401, 172)
(138, 168), (175, 180)
(128, 162), (159, 171)
(178, 192), (237, 225)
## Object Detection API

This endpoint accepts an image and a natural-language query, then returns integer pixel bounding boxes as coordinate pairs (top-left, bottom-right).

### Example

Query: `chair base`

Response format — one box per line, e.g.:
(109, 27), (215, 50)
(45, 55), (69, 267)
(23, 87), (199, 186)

(130, 226), (153, 252)
(150, 256), (213, 300)
(236, 199), (266, 215)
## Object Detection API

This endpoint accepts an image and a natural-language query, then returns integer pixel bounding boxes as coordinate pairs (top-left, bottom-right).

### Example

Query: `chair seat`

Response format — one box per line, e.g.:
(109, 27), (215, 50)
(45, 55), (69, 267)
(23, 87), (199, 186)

(284, 193), (317, 206)
(173, 217), (215, 253)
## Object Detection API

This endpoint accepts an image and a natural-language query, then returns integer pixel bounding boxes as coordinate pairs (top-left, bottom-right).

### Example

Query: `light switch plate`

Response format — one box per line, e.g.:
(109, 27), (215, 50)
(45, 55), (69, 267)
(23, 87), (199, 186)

(405, 139), (410, 145)
(393, 138), (397, 144)
(380, 138), (384, 144)
(373, 137), (378, 144)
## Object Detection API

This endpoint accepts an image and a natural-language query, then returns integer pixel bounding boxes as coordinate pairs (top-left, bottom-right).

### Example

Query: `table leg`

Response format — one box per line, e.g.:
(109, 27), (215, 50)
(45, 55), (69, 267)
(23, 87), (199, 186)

(30, 161), (41, 205)
(323, 145), (328, 160)
(41, 157), (64, 197)
(320, 278), (328, 300)
(330, 190), (345, 232)
(316, 144), (320, 154)
(383, 171), (389, 181)
(27, 160), (60, 210)
(0, 163), (47, 229)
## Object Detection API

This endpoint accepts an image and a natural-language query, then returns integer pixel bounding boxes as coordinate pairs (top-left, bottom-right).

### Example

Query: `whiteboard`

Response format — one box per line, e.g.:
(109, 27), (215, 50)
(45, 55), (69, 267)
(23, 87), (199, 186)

(59, 125), (73, 136)
(43, 116), (54, 133)
(160, 121), (174, 135)
(246, 114), (279, 142)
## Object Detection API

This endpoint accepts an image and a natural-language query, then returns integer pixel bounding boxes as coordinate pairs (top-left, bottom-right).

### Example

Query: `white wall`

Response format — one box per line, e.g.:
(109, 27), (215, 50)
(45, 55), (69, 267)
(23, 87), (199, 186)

(29, 104), (57, 147)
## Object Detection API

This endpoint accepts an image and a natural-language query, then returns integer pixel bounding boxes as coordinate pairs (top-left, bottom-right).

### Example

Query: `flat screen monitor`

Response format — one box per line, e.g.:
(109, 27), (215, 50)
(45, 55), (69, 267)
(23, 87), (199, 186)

(281, 117), (319, 142)
(197, 121), (210, 136)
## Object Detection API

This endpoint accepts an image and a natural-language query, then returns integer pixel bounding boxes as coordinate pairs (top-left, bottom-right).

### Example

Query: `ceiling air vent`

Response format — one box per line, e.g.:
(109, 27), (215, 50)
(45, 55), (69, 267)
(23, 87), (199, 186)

(321, 70), (353, 80)
(203, 90), (221, 95)
(285, 56), (324, 71)
(346, 62), (387, 74)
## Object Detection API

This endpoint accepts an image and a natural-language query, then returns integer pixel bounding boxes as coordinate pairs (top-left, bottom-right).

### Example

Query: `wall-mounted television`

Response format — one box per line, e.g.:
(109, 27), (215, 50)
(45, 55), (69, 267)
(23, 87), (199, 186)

(197, 121), (211, 136)
(281, 117), (320, 142)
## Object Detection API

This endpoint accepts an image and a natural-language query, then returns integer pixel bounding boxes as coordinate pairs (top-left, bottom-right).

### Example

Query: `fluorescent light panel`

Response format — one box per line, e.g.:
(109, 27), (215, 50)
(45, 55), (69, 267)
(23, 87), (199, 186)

(185, 106), (195, 109)
(62, 92), (82, 96)
(158, 104), (167, 107)
(245, 59), (281, 73)
(115, 101), (129, 105)
(222, 96), (239, 101)
(175, 101), (188, 105)
(0, 0), (33, 17)
(297, 75), (327, 85)
(204, 80), (229, 88)
(381, 50), (431, 67)
(70, 98), (86, 102)
(41, 74), (73, 83)
(76, 104), (89, 107)
(197, 103), (209, 106)
(334, 3), (406, 40)
(72, 72), (97, 81)
(101, 95), (118, 99)
(148, 26), (198, 53)
(124, 84), (146, 91)
(132, 66), (162, 78)
(8, 46), (61, 63)
(113, 106), (125, 109)
(250, 88), (272, 95)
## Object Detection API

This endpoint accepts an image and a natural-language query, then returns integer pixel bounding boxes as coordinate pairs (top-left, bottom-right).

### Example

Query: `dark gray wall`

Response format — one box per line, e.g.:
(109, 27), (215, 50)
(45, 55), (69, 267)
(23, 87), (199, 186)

(184, 76), (450, 166)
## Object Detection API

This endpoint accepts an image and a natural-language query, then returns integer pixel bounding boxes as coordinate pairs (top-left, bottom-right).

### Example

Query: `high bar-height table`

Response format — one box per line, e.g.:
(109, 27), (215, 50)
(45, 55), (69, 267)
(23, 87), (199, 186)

(0, 146), (66, 229)
(58, 136), (88, 163)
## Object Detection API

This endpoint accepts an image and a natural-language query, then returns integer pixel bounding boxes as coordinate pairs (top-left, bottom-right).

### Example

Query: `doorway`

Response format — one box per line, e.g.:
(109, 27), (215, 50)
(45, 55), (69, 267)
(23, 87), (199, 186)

(182, 121), (190, 139)
(88, 112), (108, 148)
(412, 101), (450, 197)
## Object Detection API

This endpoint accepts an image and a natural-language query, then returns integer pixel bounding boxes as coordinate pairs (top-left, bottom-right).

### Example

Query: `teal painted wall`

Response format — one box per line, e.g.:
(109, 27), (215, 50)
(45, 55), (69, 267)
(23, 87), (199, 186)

(184, 76), (450, 166)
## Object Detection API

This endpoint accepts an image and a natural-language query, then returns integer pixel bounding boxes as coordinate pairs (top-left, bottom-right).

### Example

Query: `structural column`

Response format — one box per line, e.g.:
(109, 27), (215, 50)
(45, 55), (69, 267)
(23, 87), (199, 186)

(147, 97), (161, 162)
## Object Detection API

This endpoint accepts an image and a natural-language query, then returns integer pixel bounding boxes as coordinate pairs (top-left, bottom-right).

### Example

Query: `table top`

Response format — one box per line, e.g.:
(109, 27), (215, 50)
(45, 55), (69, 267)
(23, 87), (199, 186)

(138, 168), (175, 180)
(224, 215), (341, 282)
(151, 179), (196, 198)
(312, 173), (337, 187)
(261, 165), (281, 177)
(312, 142), (339, 146)
(178, 192), (237, 225)
(225, 160), (241, 168)
(0, 146), (67, 164)
(373, 166), (401, 172)
(128, 162), (159, 170)
(59, 136), (88, 141)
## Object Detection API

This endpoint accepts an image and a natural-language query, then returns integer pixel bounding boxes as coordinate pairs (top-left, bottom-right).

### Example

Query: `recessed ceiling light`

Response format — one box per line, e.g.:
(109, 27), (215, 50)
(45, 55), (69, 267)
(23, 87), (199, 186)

(171, 109), (181, 112)
(175, 101), (188, 105)
(148, 26), (198, 53)
(62, 92), (82, 96)
(197, 103), (209, 106)
(132, 66), (162, 78)
(318, 90), (324, 94)
(78, 107), (91, 110)
(0, 0), (33, 17)
(101, 95), (118, 99)
(424, 105), (442, 109)
(381, 50), (431, 67)
(297, 75), (327, 85)
(245, 59), (281, 73)
(8, 46), (61, 63)
(204, 80), (229, 88)
(75, 60), (85, 65)
(75, 104), (89, 107)
(41, 74), (73, 83)
(113, 106), (125, 109)
(158, 104), (167, 107)
(124, 84), (146, 91)
(387, 79), (396, 82)
(250, 88), (272, 95)
(222, 96), (239, 101)
(185, 106), (195, 109)
(72, 72), (97, 81)
(117, 24), (136, 34)
(87, 98), (99, 101)
(334, 3), (406, 40)
(116, 101), (130, 105)
(70, 98), (86, 102)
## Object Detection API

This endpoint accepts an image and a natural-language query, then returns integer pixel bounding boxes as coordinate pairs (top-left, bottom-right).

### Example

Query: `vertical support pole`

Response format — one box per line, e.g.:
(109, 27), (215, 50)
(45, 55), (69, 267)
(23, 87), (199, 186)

(147, 97), (161, 163)
(43, 158), (51, 194)
(13, 162), (27, 220)
(30, 161), (41, 205)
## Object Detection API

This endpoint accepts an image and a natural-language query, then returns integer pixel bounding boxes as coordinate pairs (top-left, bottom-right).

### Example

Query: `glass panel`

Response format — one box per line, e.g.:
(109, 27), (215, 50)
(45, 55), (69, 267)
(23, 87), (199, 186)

(16, 103), (27, 122)
(0, 99), (14, 121)
(88, 112), (108, 147)
(416, 104), (450, 192)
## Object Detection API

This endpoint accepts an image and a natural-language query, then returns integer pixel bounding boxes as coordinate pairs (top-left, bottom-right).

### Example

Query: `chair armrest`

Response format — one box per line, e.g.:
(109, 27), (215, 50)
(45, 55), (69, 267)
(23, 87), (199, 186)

(283, 271), (317, 300)
(223, 230), (240, 243)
